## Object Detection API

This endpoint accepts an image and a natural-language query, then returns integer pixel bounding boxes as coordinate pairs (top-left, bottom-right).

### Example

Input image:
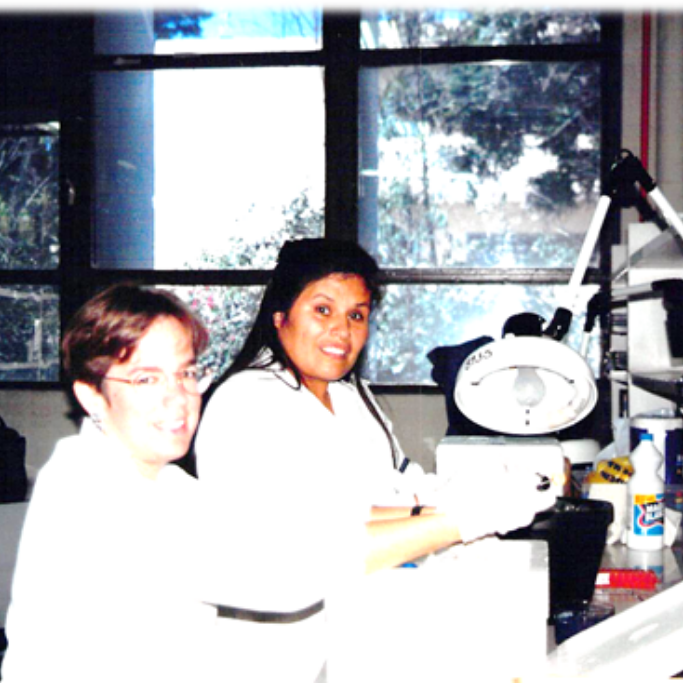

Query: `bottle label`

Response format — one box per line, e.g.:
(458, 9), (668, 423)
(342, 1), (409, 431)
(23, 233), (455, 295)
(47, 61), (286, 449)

(632, 494), (664, 536)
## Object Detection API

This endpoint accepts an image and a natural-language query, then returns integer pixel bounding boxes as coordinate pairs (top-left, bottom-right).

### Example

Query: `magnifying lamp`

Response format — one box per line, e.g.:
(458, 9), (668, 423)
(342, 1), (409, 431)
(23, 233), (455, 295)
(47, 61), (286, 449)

(454, 150), (683, 436)
(454, 335), (598, 435)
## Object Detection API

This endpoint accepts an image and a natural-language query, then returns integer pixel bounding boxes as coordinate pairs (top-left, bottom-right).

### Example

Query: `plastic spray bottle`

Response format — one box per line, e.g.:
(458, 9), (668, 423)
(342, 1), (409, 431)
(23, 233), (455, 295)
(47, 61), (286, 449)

(627, 433), (665, 551)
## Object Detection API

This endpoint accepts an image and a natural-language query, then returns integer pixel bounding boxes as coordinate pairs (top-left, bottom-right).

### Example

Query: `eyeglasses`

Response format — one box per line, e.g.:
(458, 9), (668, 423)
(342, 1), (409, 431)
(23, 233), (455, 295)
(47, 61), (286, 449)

(102, 367), (213, 397)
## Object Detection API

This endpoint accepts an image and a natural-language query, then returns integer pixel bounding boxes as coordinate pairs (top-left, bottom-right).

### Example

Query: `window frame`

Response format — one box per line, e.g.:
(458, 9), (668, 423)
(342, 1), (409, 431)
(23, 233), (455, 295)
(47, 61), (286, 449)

(0, 11), (623, 392)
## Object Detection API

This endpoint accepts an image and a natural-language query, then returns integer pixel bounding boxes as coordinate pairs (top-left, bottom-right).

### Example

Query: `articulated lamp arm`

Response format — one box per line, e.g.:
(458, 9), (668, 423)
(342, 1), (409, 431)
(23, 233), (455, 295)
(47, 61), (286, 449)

(553, 149), (683, 342)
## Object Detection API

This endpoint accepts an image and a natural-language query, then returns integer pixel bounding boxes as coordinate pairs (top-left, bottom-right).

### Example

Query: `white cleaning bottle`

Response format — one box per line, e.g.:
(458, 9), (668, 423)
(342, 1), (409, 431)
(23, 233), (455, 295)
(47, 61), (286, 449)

(627, 433), (665, 550)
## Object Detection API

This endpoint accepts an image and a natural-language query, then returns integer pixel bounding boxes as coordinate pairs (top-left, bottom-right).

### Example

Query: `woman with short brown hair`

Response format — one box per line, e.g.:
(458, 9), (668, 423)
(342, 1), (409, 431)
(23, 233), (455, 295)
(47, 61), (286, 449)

(3, 283), (217, 683)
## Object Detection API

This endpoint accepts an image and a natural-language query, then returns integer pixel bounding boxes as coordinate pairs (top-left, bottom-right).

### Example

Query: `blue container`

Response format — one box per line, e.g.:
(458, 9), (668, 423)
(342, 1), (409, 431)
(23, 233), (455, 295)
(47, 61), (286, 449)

(554, 603), (615, 645)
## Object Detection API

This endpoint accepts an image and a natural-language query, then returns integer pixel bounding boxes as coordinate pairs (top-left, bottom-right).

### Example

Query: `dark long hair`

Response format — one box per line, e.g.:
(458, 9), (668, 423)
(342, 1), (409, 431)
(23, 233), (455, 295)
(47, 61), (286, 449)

(220, 238), (399, 466)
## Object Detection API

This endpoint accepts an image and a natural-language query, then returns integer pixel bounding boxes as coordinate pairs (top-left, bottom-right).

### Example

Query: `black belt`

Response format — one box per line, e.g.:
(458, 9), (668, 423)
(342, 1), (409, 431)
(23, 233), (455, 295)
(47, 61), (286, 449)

(216, 600), (325, 624)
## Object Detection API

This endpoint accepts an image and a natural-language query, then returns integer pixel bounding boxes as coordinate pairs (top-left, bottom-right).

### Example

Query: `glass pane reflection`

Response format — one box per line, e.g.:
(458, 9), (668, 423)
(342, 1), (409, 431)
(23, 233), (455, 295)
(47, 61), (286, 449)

(0, 123), (60, 270)
(165, 285), (265, 379)
(359, 62), (601, 269)
(0, 286), (60, 381)
(366, 283), (600, 385)
(361, 9), (600, 49)
(93, 68), (325, 270)
(95, 9), (322, 55)
(168, 282), (601, 387)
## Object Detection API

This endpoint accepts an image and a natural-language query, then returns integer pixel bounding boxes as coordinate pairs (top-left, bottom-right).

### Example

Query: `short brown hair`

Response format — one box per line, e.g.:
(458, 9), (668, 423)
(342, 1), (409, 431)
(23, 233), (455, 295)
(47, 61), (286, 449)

(62, 283), (209, 389)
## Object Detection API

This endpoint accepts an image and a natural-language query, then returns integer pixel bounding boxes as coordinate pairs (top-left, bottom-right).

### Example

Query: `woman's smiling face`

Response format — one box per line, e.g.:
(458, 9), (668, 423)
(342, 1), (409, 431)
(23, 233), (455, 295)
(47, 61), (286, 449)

(273, 273), (371, 406)
(76, 316), (202, 479)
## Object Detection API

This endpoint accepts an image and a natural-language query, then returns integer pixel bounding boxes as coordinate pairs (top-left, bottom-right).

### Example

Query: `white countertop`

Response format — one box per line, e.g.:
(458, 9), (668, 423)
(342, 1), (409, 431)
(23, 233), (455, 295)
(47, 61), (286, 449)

(546, 541), (683, 678)
(327, 538), (549, 683)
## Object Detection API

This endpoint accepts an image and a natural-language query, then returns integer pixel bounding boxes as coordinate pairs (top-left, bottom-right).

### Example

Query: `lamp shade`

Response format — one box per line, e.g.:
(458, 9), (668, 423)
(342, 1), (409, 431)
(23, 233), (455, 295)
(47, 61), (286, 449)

(454, 336), (598, 435)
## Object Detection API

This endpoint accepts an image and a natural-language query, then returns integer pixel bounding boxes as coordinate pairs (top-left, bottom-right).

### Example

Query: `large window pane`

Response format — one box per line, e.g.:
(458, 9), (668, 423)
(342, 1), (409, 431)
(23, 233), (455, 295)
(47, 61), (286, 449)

(361, 10), (600, 49)
(367, 284), (600, 384)
(96, 9), (322, 55)
(359, 62), (601, 269)
(0, 123), (59, 270)
(0, 286), (60, 381)
(93, 67), (325, 269)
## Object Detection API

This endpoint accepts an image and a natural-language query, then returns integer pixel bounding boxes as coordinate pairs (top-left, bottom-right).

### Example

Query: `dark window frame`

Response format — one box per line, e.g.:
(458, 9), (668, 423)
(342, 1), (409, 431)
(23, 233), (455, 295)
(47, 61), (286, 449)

(0, 11), (623, 393)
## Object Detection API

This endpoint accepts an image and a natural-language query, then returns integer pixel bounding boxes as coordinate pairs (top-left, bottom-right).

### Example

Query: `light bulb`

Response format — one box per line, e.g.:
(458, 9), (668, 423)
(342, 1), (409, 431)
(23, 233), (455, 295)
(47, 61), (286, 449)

(513, 367), (546, 408)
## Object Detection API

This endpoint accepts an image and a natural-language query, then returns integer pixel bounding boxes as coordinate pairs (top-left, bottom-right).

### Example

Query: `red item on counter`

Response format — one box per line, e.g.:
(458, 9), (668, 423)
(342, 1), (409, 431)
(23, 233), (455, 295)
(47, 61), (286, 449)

(595, 568), (658, 590)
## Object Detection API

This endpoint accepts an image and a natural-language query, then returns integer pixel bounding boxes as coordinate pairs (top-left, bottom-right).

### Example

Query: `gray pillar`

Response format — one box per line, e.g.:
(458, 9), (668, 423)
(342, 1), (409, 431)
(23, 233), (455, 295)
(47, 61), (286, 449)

(93, 12), (155, 269)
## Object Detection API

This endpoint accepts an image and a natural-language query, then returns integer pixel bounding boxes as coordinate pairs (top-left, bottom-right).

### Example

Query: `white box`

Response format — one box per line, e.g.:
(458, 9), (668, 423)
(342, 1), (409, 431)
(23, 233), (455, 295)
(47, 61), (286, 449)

(436, 435), (566, 497)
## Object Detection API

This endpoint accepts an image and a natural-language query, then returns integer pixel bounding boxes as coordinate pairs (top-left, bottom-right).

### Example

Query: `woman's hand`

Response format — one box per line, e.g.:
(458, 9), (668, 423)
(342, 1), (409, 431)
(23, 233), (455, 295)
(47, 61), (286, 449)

(435, 464), (557, 543)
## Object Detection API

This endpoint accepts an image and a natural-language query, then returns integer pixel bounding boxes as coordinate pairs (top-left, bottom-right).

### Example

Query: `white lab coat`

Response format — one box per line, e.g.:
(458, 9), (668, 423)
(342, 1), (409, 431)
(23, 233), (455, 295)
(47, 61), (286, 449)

(195, 363), (425, 682)
(2, 420), (217, 683)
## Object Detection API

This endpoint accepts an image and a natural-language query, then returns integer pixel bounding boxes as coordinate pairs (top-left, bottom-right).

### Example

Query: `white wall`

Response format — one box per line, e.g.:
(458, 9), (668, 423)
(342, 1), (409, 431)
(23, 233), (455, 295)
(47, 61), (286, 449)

(0, 390), (78, 477)
(621, 13), (683, 222)
(620, 14), (683, 420)
(374, 393), (449, 472)
(0, 391), (77, 629)
(0, 387), (448, 477)
(655, 14), (683, 212)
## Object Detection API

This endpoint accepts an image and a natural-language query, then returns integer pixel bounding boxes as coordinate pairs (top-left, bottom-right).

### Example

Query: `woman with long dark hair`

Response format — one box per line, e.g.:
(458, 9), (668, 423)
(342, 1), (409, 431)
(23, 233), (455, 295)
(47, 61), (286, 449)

(195, 239), (552, 682)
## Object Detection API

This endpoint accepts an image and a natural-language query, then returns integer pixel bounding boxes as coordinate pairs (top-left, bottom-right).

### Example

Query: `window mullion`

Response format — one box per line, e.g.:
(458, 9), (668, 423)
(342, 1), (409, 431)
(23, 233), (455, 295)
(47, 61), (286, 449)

(60, 19), (97, 339)
(322, 12), (360, 242)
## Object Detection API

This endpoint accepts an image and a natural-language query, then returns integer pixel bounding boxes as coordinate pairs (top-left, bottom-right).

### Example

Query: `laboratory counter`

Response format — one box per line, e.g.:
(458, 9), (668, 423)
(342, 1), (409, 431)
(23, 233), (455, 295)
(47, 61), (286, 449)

(546, 539), (683, 678)
(326, 534), (683, 682)
(326, 537), (549, 682)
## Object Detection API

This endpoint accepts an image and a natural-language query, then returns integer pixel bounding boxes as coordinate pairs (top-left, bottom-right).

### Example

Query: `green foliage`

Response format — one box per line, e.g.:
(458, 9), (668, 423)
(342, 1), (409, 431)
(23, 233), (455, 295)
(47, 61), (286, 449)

(180, 285), (264, 377)
(0, 125), (60, 380)
(366, 11), (602, 277)
(0, 127), (59, 269)
(380, 60), (599, 202)
(370, 9), (599, 48)
(190, 193), (322, 271)
(0, 287), (60, 381)
(182, 192), (324, 376)
(367, 282), (598, 383)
